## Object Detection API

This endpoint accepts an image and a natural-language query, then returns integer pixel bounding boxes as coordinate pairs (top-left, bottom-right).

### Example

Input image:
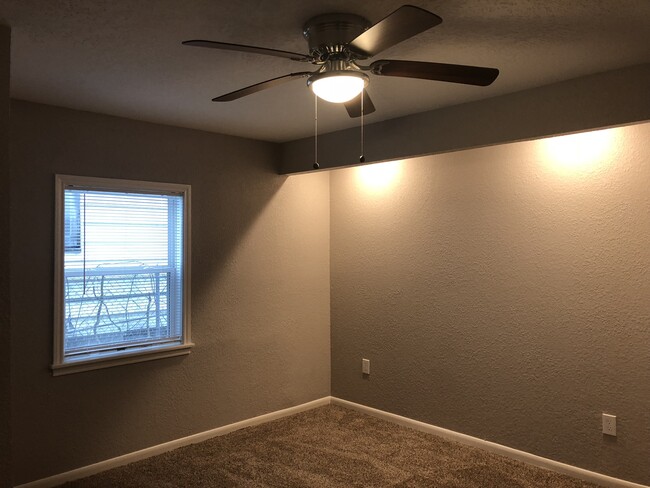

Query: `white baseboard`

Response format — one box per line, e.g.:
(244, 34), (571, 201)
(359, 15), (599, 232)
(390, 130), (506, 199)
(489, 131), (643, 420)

(331, 397), (649, 488)
(16, 396), (648, 488)
(14, 397), (330, 488)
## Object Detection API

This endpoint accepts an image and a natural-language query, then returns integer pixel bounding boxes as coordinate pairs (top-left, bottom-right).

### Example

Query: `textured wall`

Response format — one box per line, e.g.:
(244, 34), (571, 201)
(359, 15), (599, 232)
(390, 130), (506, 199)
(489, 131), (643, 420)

(330, 122), (650, 485)
(281, 64), (650, 174)
(9, 101), (330, 485)
(0, 23), (11, 488)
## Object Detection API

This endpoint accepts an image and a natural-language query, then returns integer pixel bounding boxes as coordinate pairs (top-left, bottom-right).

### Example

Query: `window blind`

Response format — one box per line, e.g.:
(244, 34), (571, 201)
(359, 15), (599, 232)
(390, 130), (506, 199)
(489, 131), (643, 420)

(63, 188), (184, 357)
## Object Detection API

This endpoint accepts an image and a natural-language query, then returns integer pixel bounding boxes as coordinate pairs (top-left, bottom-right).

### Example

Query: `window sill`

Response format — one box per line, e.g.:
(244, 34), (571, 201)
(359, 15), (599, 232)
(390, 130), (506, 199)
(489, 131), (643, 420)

(51, 342), (194, 376)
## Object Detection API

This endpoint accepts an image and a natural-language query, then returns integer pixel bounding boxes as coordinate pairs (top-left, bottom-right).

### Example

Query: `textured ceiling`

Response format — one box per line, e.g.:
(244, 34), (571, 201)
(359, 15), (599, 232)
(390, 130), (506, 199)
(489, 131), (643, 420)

(3, 0), (650, 142)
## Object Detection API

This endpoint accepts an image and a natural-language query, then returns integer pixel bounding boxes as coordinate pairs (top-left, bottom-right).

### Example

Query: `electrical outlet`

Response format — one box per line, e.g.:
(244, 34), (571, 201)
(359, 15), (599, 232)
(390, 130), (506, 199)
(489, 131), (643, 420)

(602, 413), (616, 436)
(362, 358), (370, 375)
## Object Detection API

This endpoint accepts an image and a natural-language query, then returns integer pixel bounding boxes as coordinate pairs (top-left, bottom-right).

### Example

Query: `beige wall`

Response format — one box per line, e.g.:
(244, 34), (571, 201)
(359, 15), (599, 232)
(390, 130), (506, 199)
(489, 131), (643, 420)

(281, 64), (650, 174)
(9, 101), (330, 485)
(330, 122), (650, 485)
(0, 23), (11, 488)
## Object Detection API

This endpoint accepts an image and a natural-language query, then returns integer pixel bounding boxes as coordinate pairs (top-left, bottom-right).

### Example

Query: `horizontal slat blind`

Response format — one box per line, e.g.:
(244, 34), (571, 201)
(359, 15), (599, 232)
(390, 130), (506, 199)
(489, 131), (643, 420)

(63, 188), (184, 357)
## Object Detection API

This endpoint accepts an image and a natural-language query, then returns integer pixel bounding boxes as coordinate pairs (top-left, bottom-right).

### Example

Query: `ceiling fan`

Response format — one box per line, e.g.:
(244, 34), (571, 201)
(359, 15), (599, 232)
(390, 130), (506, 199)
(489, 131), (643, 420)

(183, 5), (499, 118)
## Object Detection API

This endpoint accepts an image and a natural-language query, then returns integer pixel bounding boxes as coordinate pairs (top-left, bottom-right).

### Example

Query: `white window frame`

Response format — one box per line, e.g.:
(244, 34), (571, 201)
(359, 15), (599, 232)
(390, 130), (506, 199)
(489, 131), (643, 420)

(52, 174), (193, 375)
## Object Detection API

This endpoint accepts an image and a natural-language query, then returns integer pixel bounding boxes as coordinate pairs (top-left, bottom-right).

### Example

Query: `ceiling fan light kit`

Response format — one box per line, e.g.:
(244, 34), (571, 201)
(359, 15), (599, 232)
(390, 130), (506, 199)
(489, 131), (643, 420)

(303, 13), (370, 103)
(183, 5), (499, 116)
(308, 69), (368, 103)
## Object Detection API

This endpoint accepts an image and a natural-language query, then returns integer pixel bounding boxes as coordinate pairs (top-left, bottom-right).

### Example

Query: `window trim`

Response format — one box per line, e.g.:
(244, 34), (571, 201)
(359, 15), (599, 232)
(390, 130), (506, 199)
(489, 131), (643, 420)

(53, 174), (193, 376)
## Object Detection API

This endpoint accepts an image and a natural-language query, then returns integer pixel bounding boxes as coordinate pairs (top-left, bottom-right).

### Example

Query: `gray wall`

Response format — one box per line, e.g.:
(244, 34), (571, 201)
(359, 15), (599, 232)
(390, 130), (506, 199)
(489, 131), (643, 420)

(9, 101), (330, 485)
(281, 63), (650, 174)
(7, 63), (650, 487)
(330, 123), (650, 485)
(0, 23), (11, 488)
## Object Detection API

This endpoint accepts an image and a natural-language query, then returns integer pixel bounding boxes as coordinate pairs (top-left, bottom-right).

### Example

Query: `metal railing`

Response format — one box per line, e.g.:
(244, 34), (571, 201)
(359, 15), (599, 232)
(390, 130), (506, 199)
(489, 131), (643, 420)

(63, 266), (178, 355)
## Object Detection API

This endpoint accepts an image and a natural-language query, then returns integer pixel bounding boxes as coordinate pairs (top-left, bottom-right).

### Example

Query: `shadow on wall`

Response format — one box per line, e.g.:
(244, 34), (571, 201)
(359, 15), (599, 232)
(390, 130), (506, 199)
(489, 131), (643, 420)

(8, 100), (293, 484)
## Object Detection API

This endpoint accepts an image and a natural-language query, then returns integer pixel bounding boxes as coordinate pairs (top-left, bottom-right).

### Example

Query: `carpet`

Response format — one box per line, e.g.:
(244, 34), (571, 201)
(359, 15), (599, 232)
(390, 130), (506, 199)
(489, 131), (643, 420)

(61, 405), (600, 487)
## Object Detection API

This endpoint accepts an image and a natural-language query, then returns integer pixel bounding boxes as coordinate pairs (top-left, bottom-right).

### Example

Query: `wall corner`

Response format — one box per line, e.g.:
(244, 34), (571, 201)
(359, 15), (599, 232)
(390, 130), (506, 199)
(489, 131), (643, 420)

(0, 21), (12, 488)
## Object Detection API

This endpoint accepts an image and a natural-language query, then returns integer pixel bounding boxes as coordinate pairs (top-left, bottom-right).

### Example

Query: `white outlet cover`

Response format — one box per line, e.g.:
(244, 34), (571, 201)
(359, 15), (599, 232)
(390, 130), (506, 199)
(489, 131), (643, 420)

(362, 358), (370, 375)
(602, 413), (616, 436)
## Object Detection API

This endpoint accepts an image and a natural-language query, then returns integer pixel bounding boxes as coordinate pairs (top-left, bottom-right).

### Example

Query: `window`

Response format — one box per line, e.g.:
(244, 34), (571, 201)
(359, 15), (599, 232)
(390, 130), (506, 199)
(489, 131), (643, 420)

(53, 175), (192, 375)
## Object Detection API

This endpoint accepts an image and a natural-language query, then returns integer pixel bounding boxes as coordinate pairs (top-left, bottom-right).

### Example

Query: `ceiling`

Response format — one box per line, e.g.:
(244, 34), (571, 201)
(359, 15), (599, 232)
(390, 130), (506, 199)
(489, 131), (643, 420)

(3, 0), (650, 142)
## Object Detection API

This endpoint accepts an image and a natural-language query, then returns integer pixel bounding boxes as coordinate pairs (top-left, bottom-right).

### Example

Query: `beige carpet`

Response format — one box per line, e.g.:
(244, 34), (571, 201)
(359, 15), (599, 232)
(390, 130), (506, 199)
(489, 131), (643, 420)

(62, 405), (599, 487)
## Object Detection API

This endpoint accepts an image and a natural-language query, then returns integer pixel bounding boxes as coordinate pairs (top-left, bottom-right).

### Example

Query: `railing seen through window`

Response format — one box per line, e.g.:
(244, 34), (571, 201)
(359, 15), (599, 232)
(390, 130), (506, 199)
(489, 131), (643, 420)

(64, 266), (178, 356)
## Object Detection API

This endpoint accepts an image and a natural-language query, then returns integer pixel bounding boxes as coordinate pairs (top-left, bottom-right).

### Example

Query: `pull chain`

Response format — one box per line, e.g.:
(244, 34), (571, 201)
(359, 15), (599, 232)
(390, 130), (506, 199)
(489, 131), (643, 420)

(360, 89), (365, 163)
(313, 93), (319, 169)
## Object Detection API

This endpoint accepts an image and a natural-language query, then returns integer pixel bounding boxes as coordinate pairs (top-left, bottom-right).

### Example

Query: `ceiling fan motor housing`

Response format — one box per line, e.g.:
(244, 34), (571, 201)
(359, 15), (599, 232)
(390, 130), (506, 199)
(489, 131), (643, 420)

(303, 13), (371, 61)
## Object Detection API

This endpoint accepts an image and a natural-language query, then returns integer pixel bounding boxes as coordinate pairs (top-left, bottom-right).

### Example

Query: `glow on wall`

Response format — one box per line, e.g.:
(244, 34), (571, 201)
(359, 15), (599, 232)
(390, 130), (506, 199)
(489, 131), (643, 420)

(356, 160), (403, 193)
(540, 128), (618, 175)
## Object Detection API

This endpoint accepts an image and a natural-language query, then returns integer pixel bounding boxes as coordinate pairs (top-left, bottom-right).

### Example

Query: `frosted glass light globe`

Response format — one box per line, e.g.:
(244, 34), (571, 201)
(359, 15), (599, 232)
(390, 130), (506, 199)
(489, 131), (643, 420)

(310, 74), (366, 103)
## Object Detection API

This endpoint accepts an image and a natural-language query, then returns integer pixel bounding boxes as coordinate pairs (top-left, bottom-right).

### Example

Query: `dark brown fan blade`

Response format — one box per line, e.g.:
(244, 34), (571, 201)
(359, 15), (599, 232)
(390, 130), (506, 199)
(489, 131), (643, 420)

(344, 91), (376, 118)
(370, 60), (499, 86)
(183, 40), (312, 62)
(349, 5), (442, 58)
(213, 72), (313, 101)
